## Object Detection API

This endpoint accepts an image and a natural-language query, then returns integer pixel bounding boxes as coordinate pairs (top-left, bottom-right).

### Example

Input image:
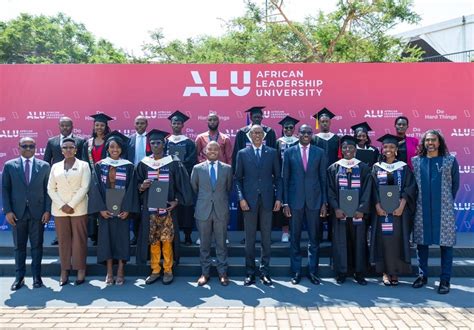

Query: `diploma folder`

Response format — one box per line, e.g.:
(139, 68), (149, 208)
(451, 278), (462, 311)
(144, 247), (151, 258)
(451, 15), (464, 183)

(379, 185), (400, 213)
(339, 189), (359, 218)
(148, 180), (170, 209)
(106, 188), (125, 216)
(168, 145), (186, 162)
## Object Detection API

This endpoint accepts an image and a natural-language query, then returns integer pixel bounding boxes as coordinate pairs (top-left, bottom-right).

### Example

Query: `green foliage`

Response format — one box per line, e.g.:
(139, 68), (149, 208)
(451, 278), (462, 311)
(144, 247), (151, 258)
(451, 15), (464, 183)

(0, 13), (128, 63)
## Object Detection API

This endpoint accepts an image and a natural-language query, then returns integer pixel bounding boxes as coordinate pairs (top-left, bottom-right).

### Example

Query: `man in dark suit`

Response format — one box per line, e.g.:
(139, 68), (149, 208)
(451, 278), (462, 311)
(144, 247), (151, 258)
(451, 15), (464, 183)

(191, 141), (233, 286)
(126, 115), (150, 245)
(43, 116), (85, 245)
(235, 125), (282, 286)
(2, 137), (51, 290)
(282, 125), (328, 285)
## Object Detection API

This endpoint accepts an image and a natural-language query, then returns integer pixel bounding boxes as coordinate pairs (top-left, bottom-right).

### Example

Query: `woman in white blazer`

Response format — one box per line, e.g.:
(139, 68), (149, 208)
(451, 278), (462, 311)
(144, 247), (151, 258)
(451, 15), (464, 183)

(47, 138), (91, 286)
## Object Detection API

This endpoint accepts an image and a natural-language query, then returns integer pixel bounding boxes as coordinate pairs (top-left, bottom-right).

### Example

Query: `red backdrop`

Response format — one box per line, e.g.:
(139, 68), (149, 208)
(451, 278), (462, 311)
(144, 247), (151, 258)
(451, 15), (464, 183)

(0, 63), (473, 231)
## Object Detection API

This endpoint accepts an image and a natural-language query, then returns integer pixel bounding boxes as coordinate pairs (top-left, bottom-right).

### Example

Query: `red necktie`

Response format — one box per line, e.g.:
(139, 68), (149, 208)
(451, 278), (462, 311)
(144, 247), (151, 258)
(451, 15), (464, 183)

(302, 146), (308, 171)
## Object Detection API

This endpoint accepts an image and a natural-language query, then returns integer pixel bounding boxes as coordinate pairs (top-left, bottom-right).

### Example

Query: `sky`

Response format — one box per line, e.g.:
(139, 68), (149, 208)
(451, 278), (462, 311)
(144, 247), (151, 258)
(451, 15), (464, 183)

(1, 0), (473, 56)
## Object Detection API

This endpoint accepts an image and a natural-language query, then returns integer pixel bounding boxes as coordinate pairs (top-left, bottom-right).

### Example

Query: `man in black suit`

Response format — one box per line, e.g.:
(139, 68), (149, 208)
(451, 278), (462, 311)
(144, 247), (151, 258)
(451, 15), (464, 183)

(235, 125), (282, 286)
(44, 116), (85, 245)
(282, 124), (327, 285)
(126, 115), (150, 245)
(2, 137), (51, 290)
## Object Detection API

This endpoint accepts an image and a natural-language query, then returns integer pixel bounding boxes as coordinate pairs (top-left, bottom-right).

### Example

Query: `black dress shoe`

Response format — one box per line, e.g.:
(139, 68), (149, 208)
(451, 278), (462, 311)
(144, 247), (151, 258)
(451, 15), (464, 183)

(130, 237), (137, 246)
(260, 275), (273, 286)
(51, 238), (59, 246)
(412, 276), (428, 288)
(308, 273), (321, 285)
(33, 277), (43, 288)
(74, 279), (86, 286)
(336, 274), (346, 284)
(10, 278), (24, 291)
(59, 278), (69, 286)
(354, 274), (367, 286)
(291, 273), (301, 285)
(438, 280), (450, 294)
(244, 275), (256, 286)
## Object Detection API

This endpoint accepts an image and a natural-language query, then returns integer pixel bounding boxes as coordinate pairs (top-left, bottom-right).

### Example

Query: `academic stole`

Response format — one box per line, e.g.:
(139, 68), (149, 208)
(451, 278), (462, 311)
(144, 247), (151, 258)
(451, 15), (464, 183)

(376, 167), (403, 235)
(100, 163), (127, 189)
(338, 164), (362, 224)
(147, 165), (170, 215)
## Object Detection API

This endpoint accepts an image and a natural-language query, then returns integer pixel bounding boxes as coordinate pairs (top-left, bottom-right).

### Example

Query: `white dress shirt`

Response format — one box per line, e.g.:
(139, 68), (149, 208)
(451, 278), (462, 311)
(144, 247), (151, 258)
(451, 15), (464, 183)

(134, 132), (147, 164)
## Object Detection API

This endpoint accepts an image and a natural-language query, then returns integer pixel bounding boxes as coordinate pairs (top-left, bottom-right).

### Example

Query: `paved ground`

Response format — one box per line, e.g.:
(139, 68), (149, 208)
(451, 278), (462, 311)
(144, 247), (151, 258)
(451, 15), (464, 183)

(1, 276), (473, 328)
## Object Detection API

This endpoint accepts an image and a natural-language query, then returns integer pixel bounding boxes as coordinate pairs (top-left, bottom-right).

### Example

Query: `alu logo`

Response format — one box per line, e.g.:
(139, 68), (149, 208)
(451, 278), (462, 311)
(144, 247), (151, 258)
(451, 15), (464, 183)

(364, 110), (384, 118)
(0, 130), (20, 138)
(183, 71), (251, 97)
(35, 148), (46, 156)
(451, 128), (474, 137)
(27, 111), (46, 119)
(337, 128), (353, 136)
(454, 202), (474, 211)
(459, 165), (474, 174)
(140, 111), (160, 119)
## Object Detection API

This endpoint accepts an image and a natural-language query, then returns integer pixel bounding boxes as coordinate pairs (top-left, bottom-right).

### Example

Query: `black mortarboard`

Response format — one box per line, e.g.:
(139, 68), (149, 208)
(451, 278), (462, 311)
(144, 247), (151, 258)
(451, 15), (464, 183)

(340, 135), (359, 146)
(148, 129), (170, 141)
(313, 107), (335, 120)
(278, 115), (300, 126)
(105, 130), (130, 148)
(351, 122), (373, 133)
(90, 113), (114, 123)
(167, 110), (190, 123)
(377, 134), (403, 145)
(245, 106), (265, 114)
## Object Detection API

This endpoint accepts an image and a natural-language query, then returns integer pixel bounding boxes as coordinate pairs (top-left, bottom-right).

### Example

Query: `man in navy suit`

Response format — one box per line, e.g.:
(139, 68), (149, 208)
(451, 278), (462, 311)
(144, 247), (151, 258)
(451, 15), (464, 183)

(2, 137), (51, 290)
(282, 124), (327, 285)
(43, 116), (85, 245)
(127, 115), (151, 245)
(235, 125), (282, 286)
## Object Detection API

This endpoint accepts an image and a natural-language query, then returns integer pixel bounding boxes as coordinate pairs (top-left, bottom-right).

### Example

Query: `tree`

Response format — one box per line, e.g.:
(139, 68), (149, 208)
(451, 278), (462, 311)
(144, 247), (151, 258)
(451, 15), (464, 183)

(142, 0), (423, 63)
(0, 13), (128, 63)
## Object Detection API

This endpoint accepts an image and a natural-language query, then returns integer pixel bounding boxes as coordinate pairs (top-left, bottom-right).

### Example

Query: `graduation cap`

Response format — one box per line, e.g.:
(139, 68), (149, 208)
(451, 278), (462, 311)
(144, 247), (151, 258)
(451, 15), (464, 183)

(313, 107), (335, 120)
(245, 106), (265, 115)
(351, 122), (373, 133)
(90, 113), (114, 123)
(377, 134), (403, 145)
(278, 115), (299, 127)
(148, 129), (170, 142)
(105, 130), (130, 148)
(340, 135), (359, 146)
(167, 110), (190, 123)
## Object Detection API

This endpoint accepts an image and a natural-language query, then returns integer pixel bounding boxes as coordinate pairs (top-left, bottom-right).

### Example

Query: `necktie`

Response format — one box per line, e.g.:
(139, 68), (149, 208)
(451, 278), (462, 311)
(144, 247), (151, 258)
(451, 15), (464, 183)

(24, 159), (30, 185)
(136, 135), (145, 163)
(256, 148), (261, 162)
(302, 146), (308, 171)
(210, 161), (217, 189)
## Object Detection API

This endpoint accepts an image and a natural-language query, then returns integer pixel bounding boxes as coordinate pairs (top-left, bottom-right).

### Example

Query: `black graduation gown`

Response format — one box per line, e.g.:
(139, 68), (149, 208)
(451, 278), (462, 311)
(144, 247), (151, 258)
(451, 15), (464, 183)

(135, 156), (193, 265)
(369, 163), (417, 275)
(231, 125), (277, 171)
(327, 160), (372, 274)
(88, 161), (139, 264)
(81, 138), (108, 168)
(355, 145), (380, 168)
(312, 133), (340, 167)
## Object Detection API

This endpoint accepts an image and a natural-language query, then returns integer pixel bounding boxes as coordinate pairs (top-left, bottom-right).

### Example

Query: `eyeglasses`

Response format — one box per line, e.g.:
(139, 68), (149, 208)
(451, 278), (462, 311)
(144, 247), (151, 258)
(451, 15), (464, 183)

(150, 141), (164, 145)
(284, 126), (294, 130)
(300, 131), (312, 136)
(20, 144), (36, 149)
(61, 146), (76, 150)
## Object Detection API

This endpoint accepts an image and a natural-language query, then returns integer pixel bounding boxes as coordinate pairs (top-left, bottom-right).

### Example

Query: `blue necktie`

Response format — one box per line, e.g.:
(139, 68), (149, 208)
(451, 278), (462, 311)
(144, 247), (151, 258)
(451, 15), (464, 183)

(136, 134), (145, 164)
(210, 161), (217, 189)
(256, 148), (261, 162)
(24, 159), (30, 185)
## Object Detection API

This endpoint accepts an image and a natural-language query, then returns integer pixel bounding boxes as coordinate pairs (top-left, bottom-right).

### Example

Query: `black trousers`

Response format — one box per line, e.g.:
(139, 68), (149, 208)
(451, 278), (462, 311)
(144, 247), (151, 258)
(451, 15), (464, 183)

(12, 209), (44, 279)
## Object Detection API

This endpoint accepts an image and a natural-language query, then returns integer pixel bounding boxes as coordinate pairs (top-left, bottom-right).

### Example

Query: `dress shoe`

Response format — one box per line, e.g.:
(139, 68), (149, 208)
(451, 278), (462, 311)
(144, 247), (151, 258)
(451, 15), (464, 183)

(291, 273), (301, 285)
(184, 235), (192, 246)
(75, 270), (86, 285)
(74, 279), (86, 286)
(219, 274), (229, 286)
(10, 278), (24, 291)
(260, 274), (273, 286)
(336, 274), (346, 284)
(197, 275), (210, 286)
(438, 280), (450, 294)
(412, 276), (428, 288)
(354, 274), (367, 286)
(51, 238), (59, 245)
(33, 277), (43, 288)
(130, 237), (137, 246)
(308, 273), (321, 285)
(244, 275), (256, 286)
(145, 273), (161, 285)
(163, 272), (174, 285)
